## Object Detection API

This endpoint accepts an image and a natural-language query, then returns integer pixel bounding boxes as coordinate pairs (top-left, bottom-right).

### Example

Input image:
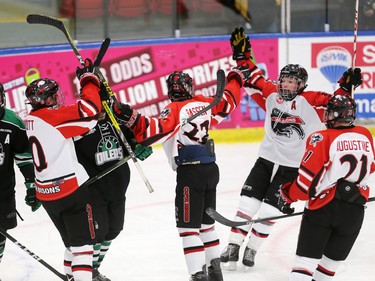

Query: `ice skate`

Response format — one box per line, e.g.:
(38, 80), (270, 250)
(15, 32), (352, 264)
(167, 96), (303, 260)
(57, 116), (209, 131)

(93, 269), (111, 281)
(207, 258), (223, 281)
(66, 274), (74, 281)
(220, 243), (240, 271)
(190, 267), (208, 281)
(242, 247), (257, 269)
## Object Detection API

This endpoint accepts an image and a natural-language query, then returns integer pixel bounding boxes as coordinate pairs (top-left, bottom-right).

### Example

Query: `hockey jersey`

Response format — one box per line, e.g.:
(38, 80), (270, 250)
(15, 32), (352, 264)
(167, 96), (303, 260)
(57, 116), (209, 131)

(244, 68), (349, 168)
(132, 78), (241, 170)
(287, 125), (375, 210)
(0, 108), (34, 199)
(25, 83), (101, 201)
(73, 117), (133, 196)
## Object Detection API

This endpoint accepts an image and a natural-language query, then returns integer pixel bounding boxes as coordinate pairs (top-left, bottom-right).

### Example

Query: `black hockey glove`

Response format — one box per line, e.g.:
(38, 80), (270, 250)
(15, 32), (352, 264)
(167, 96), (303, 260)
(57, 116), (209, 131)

(277, 183), (295, 215)
(131, 139), (153, 161)
(76, 58), (101, 88)
(230, 27), (251, 61)
(112, 102), (140, 128)
(24, 181), (42, 212)
(338, 67), (362, 93)
(98, 83), (110, 102)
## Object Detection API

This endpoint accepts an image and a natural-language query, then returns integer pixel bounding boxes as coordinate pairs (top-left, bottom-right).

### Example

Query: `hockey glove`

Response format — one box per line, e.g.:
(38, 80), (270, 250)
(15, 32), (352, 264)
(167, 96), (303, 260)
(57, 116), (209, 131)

(227, 65), (251, 87)
(277, 183), (295, 215)
(99, 83), (110, 102)
(338, 67), (362, 93)
(230, 27), (251, 62)
(113, 102), (140, 128)
(76, 58), (101, 88)
(131, 139), (153, 161)
(24, 181), (41, 212)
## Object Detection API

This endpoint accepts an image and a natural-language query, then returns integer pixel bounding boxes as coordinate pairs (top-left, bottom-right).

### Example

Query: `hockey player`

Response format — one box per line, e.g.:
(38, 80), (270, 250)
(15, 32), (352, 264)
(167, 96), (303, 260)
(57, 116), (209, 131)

(24, 58), (103, 281)
(112, 68), (246, 281)
(280, 94), (375, 280)
(220, 27), (363, 271)
(74, 105), (153, 281)
(0, 82), (41, 276)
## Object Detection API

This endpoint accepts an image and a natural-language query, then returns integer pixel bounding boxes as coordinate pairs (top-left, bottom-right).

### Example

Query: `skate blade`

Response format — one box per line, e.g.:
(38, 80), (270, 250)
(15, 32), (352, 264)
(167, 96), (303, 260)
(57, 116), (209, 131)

(221, 261), (237, 271)
(243, 265), (254, 272)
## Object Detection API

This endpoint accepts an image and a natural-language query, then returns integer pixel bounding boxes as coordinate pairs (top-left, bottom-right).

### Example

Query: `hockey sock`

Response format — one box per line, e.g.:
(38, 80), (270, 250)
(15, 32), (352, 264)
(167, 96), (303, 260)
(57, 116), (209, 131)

(63, 247), (73, 276)
(312, 255), (341, 281)
(71, 245), (93, 280)
(228, 196), (261, 245)
(247, 202), (279, 251)
(93, 243), (101, 269)
(97, 240), (112, 268)
(199, 224), (220, 263)
(178, 227), (206, 275)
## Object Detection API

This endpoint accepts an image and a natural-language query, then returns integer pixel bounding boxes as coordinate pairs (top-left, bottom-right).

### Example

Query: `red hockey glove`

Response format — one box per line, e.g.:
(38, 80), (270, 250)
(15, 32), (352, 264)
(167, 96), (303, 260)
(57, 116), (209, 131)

(338, 67), (362, 93)
(280, 182), (295, 204)
(76, 58), (101, 87)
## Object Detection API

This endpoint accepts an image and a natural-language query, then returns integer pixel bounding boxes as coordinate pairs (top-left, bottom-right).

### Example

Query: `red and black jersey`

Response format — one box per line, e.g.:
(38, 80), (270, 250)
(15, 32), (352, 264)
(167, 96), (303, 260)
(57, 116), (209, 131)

(132, 78), (241, 170)
(287, 125), (375, 210)
(25, 82), (102, 201)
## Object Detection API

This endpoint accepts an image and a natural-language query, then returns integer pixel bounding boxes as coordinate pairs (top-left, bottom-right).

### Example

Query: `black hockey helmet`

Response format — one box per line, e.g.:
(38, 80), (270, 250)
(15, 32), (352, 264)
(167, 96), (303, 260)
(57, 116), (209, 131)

(0, 83), (4, 108)
(324, 94), (356, 128)
(277, 64), (308, 101)
(166, 71), (194, 102)
(25, 78), (60, 110)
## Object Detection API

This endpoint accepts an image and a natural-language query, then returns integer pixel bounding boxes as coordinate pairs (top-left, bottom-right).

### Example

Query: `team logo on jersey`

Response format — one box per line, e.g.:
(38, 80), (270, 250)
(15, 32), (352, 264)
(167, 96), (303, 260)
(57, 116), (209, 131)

(270, 108), (305, 139)
(309, 133), (323, 146)
(95, 136), (123, 165)
(160, 108), (171, 119)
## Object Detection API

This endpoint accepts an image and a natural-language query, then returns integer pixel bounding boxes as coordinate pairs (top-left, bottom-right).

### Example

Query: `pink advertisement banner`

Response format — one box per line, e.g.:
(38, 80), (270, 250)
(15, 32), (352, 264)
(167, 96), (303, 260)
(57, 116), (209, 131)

(0, 38), (278, 128)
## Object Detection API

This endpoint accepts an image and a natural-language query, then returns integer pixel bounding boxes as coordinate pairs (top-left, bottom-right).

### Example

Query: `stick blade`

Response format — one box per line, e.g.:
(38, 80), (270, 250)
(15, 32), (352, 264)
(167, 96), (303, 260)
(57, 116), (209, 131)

(94, 38), (111, 67)
(205, 207), (249, 227)
(26, 14), (64, 30)
(215, 69), (226, 99)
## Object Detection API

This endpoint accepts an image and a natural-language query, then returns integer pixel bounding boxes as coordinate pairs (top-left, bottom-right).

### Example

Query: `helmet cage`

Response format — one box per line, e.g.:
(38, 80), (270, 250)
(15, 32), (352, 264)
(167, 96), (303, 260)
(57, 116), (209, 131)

(324, 95), (356, 128)
(166, 71), (193, 101)
(25, 78), (60, 110)
(277, 64), (308, 101)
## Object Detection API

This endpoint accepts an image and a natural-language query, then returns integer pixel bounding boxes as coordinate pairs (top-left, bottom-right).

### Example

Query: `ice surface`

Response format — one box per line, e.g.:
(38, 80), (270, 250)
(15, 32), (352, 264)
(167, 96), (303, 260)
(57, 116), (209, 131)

(2, 142), (374, 280)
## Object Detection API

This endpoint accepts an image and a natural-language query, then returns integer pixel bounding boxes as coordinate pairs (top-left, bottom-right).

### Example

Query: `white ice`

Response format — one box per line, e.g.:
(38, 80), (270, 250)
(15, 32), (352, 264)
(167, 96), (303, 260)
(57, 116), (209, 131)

(2, 142), (375, 281)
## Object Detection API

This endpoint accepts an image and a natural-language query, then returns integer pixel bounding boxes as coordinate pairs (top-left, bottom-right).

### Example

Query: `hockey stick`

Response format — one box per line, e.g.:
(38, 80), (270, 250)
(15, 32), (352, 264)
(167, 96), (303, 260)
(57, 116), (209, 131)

(0, 227), (65, 280)
(26, 14), (154, 193)
(80, 155), (131, 189)
(26, 14), (84, 65)
(181, 69), (225, 126)
(207, 196), (375, 227)
(351, 0), (359, 96)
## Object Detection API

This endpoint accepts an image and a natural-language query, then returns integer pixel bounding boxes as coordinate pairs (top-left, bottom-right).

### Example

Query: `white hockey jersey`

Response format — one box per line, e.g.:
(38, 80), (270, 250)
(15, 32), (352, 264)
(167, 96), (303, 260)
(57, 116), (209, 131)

(245, 77), (348, 168)
(25, 83), (101, 201)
